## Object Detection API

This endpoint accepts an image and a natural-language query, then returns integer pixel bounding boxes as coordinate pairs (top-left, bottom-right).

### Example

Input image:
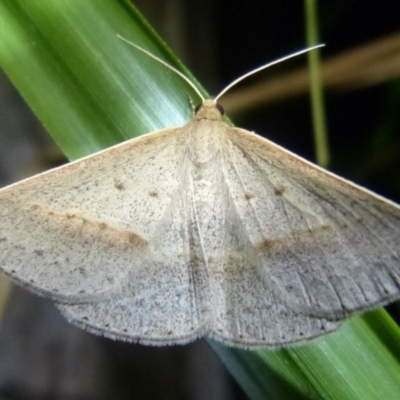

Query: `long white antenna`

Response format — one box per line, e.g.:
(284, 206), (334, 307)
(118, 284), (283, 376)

(117, 35), (205, 101)
(117, 35), (324, 103)
(214, 44), (325, 102)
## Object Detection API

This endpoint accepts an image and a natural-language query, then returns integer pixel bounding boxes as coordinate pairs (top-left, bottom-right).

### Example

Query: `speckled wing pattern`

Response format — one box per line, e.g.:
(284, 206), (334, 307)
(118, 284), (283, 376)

(1, 102), (400, 349)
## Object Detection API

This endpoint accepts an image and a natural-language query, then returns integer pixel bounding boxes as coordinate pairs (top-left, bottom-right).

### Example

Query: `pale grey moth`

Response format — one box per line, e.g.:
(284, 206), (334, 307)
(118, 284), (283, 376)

(0, 42), (399, 349)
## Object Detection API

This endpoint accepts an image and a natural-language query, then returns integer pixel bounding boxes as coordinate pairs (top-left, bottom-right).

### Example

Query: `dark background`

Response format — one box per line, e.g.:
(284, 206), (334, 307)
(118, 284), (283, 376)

(0, 1), (399, 399)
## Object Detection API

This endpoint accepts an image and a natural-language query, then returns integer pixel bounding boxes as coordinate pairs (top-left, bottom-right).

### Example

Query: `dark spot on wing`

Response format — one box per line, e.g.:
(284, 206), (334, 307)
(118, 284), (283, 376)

(98, 222), (107, 230)
(127, 232), (148, 249)
(114, 178), (125, 191)
(0, 237), (7, 242)
(34, 249), (44, 256)
(245, 193), (255, 200)
(274, 186), (285, 196)
(256, 239), (275, 252)
(149, 191), (158, 198)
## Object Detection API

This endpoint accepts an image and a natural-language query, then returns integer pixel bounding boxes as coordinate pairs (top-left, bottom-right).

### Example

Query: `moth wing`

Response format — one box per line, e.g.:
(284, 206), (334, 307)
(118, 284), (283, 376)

(0, 127), (188, 302)
(223, 127), (400, 324)
(199, 176), (340, 348)
(58, 185), (211, 344)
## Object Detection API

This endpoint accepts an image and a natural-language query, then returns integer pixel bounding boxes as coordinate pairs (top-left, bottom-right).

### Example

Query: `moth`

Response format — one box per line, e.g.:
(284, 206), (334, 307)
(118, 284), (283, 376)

(0, 40), (399, 349)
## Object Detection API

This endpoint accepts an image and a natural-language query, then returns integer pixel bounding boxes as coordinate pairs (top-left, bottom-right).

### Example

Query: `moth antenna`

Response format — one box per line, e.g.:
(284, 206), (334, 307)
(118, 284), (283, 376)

(117, 35), (205, 101)
(214, 44), (325, 102)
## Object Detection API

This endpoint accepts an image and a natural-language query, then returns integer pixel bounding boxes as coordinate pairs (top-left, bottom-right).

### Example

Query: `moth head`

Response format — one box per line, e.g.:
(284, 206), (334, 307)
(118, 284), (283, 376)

(194, 99), (225, 121)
